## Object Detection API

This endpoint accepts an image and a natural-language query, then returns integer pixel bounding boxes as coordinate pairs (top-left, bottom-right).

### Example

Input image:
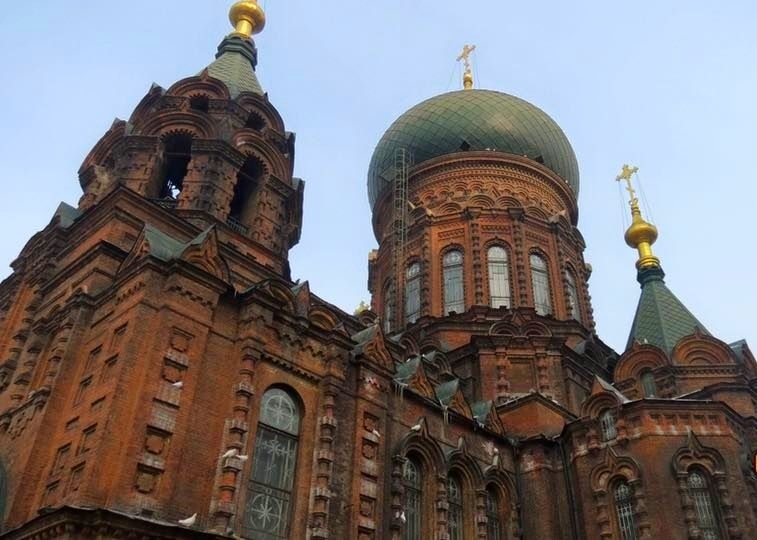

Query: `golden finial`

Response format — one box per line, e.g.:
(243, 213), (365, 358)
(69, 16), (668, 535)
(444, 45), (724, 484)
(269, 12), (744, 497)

(457, 44), (476, 90)
(354, 300), (370, 316)
(616, 164), (660, 270)
(229, 0), (266, 39)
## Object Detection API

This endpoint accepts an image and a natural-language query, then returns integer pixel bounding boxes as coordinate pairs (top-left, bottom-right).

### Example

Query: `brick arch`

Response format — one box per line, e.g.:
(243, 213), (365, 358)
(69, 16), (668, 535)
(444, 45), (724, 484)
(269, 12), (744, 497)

(590, 448), (651, 539)
(78, 120), (127, 177)
(231, 133), (290, 181)
(615, 343), (669, 382)
(525, 205), (550, 220)
(134, 110), (216, 139)
(236, 92), (286, 133)
(167, 74), (231, 100)
(468, 194), (496, 208)
(482, 467), (519, 539)
(581, 391), (622, 419)
(671, 431), (741, 538)
(446, 438), (484, 540)
(308, 306), (339, 332)
(438, 201), (463, 214)
(398, 334), (419, 356)
(672, 332), (735, 367)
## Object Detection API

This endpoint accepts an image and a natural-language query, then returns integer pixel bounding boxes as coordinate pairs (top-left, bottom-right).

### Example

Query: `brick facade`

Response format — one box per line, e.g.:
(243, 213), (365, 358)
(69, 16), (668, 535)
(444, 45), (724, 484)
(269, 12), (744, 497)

(0, 12), (756, 540)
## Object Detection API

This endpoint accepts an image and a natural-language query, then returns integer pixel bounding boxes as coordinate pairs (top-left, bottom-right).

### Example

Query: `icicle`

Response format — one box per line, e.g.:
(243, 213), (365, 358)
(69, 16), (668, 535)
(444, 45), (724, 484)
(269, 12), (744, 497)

(440, 402), (449, 439)
(393, 380), (408, 403)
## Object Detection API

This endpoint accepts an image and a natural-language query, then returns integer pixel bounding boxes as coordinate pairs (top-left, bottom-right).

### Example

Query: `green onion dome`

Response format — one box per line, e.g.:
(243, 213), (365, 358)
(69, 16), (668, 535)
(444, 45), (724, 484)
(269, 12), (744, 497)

(367, 89), (579, 209)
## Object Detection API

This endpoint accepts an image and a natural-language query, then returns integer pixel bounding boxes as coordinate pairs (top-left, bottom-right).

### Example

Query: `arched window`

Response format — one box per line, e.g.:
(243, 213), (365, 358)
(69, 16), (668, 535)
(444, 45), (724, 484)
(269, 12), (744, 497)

(443, 250), (465, 315)
(614, 481), (638, 540)
(403, 458), (422, 540)
(244, 388), (300, 539)
(529, 254), (552, 315)
(600, 409), (617, 441)
(383, 281), (395, 334)
(488, 246), (511, 309)
(687, 470), (722, 539)
(485, 486), (502, 540)
(565, 270), (582, 323)
(640, 371), (656, 398)
(159, 133), (193, 199)
(229, 156), (264, 229)
(447, 475), (463, 540)
(405, 262), (421, 324)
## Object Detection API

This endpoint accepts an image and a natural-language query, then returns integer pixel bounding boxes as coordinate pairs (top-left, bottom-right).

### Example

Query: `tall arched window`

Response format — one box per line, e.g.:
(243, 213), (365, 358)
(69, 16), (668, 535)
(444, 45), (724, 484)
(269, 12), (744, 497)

(158, 133), (192, 199)
(384, 282), (394, 334)
(614, 481), (638, 540)
(488, 246), (511, 309)
(641, 372), (656, 398)
(485, 486), (502, 540)
(229, 155), (264, 229)
(565, 270), (582, 323)
(687, 470), (722, 539)
(530, 254), (552, 315)
(600, 409), (617, 441)
(244, 388), (300, 539)
(447, 475), (463, 540)
(403, 458), (422, 539)
(443, 250), (465, 315)
(405, 262), (421, 324)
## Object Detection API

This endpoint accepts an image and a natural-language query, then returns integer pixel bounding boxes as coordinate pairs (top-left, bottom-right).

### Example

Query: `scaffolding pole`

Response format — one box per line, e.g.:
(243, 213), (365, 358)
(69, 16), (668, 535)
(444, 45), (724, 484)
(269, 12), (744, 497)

(392, 147), (412, 330)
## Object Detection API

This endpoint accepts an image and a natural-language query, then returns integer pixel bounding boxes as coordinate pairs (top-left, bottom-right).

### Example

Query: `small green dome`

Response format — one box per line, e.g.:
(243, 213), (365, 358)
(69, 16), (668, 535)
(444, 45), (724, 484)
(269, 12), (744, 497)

(367, 89), (579, 209)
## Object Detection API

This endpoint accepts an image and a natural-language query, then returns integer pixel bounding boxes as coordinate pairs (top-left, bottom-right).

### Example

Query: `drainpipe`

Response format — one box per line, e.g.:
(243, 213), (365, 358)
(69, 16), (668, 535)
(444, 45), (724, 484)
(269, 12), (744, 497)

(559, 438), (580, 540)
(508, 437), (525, 539)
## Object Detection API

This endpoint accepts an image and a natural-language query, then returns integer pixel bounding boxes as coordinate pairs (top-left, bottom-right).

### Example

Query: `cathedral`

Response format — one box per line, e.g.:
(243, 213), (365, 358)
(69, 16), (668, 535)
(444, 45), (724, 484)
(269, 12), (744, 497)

(0, 2), (755, 539)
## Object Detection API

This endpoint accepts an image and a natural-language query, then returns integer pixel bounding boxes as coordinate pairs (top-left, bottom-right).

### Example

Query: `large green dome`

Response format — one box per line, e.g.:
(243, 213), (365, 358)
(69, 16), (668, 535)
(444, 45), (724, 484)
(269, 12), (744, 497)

(367, 89), (579, 209)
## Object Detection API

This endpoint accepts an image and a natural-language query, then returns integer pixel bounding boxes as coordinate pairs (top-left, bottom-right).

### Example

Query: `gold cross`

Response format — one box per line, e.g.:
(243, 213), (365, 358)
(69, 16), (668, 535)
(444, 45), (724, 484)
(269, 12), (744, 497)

(616, 164), (639, 204)
(456, 44), (476, 71)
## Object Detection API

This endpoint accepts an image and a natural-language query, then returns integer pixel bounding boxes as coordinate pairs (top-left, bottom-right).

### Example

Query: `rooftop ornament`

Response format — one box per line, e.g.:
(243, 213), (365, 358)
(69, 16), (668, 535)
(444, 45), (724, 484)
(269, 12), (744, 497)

(229, 0), (266, 39)
(616, 164), (660, 270)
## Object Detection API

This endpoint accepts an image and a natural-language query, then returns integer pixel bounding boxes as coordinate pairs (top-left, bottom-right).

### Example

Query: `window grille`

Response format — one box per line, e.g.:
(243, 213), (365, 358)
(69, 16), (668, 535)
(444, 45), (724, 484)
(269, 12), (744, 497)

(641, 372), (656, 398)
(565, 270), (582, 323)
(485, 487), (502, 540)
(488, 246), (511, 309)
(688, 471), (721, 540)
(244, 389), (300, 539)
(600, 410), (617, 441)
(443, 250), (465, 314)
(530, 254), (553, 315)
(405, 263), (421, 324)
(448, 476), (463, 540)
(614, 481), (638, 540)
(403, 459), (422, 540)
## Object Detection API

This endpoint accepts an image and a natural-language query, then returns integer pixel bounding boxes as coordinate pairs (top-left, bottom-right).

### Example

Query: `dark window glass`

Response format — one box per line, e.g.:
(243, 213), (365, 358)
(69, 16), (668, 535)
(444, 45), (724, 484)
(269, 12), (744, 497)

(565, 270), (581, 323)
(448, 476), (463, 540)
(641, 372), (656, 398)
(443, 250), (464, 314)
(488, 246), (511, 309)
(485, 487), (502, 540)
(530, 254), (552, 315)
(405, 263), (421, 324)
(244, 389), (300, 540)
(614, 481), (638, 540)
(403, 458), (422, 540)
(600, 410), (617, 441)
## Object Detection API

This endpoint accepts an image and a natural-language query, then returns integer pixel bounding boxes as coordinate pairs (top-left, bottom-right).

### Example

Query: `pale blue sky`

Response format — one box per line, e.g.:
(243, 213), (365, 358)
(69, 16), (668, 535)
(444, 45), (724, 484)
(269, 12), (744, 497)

(1, 1), (755, 354)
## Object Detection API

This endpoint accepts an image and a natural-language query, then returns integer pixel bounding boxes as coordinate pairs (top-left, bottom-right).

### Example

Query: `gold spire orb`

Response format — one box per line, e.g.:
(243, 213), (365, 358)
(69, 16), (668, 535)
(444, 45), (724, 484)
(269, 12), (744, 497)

(229, 0), (266, 39)
(615, 164), (661, 270)
(457, 44), (476, 90)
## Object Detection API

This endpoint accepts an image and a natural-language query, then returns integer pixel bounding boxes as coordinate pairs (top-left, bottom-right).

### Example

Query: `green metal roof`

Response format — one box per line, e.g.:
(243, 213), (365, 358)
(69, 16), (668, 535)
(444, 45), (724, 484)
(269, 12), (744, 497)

(367, 89), (579, 209)
(205, 36), (263, 97)
(626, 267), (709, 354)
(435, 379), (460, 407)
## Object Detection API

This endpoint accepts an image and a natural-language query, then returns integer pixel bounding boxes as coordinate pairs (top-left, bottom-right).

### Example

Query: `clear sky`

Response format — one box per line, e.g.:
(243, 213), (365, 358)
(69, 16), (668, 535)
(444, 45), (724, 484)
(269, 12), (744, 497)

(0, 1), (755, 354)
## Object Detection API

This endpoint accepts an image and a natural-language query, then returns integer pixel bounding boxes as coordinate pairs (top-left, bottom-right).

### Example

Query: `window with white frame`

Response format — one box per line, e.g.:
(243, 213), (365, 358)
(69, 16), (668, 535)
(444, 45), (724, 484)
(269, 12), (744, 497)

(488, 246), (511, 309)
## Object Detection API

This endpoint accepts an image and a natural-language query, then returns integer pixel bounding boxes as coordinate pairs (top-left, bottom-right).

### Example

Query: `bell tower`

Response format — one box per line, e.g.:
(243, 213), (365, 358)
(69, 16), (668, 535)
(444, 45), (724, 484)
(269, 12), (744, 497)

(77, 0), (302, 277)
